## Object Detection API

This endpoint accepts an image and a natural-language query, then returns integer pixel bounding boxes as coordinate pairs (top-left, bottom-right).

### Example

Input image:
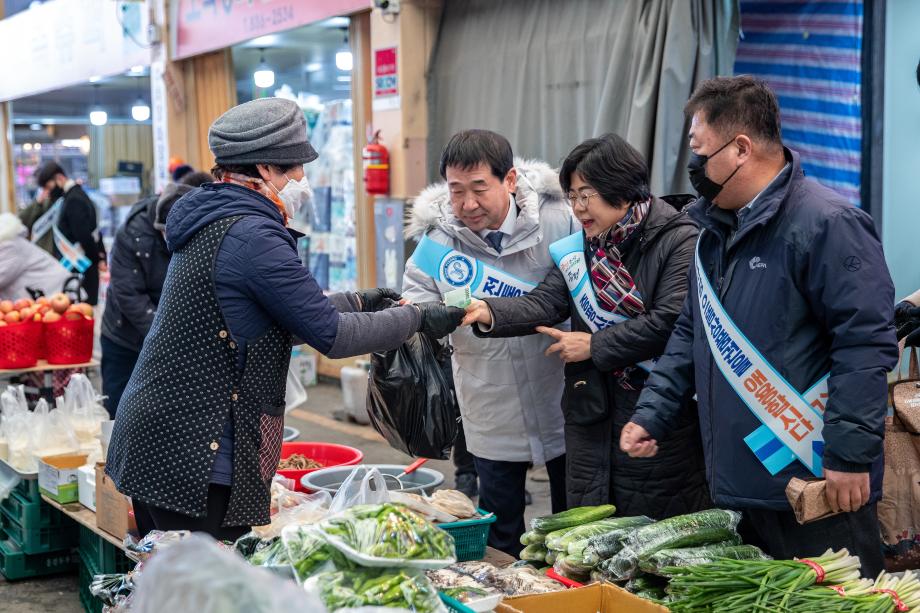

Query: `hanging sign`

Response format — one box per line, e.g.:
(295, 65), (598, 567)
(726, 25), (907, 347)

(373, 46), (399, 111)
(172, 0), (368, 61)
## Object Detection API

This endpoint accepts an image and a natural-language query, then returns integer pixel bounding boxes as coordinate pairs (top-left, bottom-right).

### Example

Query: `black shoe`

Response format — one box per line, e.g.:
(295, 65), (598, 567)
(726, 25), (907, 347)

(524, 489), (533, 506)
(456, 472), (478, 498)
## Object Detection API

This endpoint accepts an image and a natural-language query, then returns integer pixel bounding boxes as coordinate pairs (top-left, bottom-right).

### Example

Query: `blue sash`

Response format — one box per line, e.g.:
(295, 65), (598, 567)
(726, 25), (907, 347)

(548, 232), (654, 373)
(410, 235), (537, 298)
(694, 234), (827, 477)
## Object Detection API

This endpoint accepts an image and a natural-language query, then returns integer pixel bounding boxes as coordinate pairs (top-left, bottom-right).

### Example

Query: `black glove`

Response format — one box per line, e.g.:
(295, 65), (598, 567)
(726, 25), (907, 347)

(415, 302), (465, 339)
(895, 300), (920, 342)
(355, 288), (402, 312)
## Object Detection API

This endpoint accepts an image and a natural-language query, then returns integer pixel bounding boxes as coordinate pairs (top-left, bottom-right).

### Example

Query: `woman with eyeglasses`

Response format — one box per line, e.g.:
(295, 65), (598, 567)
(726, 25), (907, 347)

(463, 133), (710, 517)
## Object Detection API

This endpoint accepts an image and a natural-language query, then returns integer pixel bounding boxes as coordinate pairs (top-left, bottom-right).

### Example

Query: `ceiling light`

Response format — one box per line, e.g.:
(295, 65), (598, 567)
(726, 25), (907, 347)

(89, 84), (107, 126)
(250, 34), (278, 47)
(337, 75), (351, 82)
(335, 51), (353, 71)
(34, 143), (41, 150)
(254, 48), (275, 88)
(89, 110), (108, 126)
(129, 65), (145, 75)
(29, 123), (41, 131)
(23, 143), (32, 151)
(88, 75), (102, 83)
(131, 100), (151, 121)
(305, 62), (323, 73)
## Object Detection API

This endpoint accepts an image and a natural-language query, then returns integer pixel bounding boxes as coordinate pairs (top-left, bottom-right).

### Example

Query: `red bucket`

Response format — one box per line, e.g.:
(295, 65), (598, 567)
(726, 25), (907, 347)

(0, 320), (41, 369)
(44, 317), (94, 365)
(277, 442), (364, 492)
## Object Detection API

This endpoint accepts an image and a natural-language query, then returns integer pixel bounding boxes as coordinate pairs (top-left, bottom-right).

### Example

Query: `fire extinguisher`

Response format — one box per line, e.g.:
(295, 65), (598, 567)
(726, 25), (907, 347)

(363, 130), (389, 195)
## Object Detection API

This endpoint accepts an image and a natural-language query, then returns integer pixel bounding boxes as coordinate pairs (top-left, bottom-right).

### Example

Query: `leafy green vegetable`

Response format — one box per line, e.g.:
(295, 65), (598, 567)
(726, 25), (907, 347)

(318, 503), (455, 563)
(316, 568), (442, 612)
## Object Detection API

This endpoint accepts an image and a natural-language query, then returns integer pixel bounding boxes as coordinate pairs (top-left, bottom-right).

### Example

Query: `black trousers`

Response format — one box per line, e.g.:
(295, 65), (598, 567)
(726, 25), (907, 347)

(739, 502), (884, 577)
(132, 484), (249, 542)
(452, 422), (477, 477)
(473, 454), (567, 557)
(100, 335), (140, 419)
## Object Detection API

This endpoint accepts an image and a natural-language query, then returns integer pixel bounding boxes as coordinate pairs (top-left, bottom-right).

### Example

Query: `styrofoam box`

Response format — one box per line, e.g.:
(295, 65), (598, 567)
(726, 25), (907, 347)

(77, 464), (96, 512)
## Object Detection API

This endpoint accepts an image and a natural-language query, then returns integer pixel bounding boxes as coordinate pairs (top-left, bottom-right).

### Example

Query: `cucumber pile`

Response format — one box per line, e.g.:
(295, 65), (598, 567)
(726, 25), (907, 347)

(518, 506), (769, 596)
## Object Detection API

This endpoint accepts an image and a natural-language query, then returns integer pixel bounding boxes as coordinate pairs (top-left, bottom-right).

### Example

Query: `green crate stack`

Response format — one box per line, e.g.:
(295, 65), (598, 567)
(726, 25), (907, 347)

(0, 477), (80, 579)
(78, 553), (103, 613)
(77, 527), (133, 613)
(77, 526), (133, 576)
(0, 536), (75, 580)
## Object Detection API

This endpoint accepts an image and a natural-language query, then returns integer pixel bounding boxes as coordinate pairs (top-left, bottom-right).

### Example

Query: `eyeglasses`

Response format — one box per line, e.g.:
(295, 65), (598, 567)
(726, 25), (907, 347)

(567, 191), (601, 209)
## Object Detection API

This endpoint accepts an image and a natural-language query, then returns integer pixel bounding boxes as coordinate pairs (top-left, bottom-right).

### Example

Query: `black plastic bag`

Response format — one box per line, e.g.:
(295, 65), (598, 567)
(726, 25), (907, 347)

(366, 333), (458, 459)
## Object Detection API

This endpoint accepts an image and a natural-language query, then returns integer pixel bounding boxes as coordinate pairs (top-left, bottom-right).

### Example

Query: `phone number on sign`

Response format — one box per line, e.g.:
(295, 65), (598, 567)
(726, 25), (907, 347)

(243, 5), (294, 31)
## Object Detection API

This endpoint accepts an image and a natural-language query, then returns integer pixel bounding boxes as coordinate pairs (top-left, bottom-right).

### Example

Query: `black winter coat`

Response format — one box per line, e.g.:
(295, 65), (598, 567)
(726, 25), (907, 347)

(101, 196), (170, 352)
(478, 196), (711, 517)
(631, 149), (898, 510)
(57, 184), (105, 305)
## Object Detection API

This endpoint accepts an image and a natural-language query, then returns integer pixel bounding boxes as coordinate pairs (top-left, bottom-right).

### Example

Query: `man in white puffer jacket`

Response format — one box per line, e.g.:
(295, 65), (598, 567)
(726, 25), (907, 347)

(403, 130), (575, 555)
(0, 213), (70, 301)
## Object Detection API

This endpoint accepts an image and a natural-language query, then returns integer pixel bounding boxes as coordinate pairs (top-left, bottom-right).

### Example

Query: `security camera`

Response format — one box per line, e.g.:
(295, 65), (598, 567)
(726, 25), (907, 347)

(373, 0), (400, 15)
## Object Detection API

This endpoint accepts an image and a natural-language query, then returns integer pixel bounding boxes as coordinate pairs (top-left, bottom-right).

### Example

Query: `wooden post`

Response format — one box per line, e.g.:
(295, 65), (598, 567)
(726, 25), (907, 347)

(0, 101), (15, 213)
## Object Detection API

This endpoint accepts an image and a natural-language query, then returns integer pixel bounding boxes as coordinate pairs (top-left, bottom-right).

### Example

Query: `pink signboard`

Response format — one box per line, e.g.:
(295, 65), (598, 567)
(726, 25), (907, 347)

(173, 0), (368, 61)
(374, 47), (398, 97)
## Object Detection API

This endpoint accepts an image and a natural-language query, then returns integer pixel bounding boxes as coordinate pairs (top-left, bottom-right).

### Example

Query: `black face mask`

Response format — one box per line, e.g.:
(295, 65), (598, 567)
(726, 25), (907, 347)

(687, 138), (741, 201)
(49, 186), (65, 202)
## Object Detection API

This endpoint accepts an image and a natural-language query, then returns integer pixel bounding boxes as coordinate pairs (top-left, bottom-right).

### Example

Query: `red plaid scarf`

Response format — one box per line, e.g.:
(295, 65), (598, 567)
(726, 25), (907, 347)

(587, 199), (650, 390)
(588, 199), (649, 318)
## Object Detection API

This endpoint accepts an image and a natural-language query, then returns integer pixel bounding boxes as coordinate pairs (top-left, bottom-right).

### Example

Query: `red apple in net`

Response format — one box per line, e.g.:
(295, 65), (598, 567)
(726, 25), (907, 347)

(50, 293), (71, 314)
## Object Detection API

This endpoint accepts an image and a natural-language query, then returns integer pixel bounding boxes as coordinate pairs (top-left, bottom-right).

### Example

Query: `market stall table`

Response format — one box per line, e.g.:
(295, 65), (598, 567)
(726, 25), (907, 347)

(40, 494), (126, 552)
(0, 359), (98, 402)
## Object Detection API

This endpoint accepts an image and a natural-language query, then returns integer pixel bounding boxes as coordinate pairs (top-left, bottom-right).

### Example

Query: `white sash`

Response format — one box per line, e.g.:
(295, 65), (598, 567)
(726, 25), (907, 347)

(548, 232), (654, 373)
(53, 226), (91, 273)
(410, 234), (537, 299)
(30, 198), (62, 243)
(694, 234), (827, 477)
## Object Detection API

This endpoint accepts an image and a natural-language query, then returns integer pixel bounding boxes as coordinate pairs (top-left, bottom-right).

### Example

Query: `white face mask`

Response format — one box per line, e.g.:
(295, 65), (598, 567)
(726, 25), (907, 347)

(276, 173), (312, 218)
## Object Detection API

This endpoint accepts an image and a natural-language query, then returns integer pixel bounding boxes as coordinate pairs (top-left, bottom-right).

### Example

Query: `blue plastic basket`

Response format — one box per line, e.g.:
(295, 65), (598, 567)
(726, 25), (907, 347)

(437, 508), (496, 562)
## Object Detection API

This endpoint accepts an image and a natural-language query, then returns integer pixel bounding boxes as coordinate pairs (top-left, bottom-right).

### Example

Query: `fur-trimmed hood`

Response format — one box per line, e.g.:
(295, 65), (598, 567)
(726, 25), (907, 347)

(405, 158), (565, 241)
(0, 213), (26, 243)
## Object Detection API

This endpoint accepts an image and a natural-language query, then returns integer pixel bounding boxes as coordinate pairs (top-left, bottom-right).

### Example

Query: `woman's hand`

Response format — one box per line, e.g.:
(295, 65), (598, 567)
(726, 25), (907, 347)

(536, 327), (592, 362)
(462, 300), (493, 327)
(620, 422), (659, 458)
(355, 288), (402, 312)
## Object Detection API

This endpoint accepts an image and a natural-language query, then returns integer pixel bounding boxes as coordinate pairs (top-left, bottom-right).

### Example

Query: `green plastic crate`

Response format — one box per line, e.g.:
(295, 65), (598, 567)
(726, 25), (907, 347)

(13, 478), (42, 503)
(0, 536), (75, 580)
(438, 509), (497, 562)
(78, 553), (104, 613)
(78, 526), (133, 575)
(0, 490), (66, 529)
(0, 509), (77, 554)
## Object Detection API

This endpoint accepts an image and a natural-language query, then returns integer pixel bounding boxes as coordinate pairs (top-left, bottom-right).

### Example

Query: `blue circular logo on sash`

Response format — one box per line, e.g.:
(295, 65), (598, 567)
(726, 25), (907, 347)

(443, 255), (474, 287)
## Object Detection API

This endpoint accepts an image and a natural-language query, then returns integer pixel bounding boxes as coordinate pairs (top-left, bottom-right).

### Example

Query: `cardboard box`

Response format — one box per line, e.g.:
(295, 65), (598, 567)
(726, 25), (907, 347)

(496, 583), (669, 613)
(95, 463), (136, 540)
(38, 453), (89, 504)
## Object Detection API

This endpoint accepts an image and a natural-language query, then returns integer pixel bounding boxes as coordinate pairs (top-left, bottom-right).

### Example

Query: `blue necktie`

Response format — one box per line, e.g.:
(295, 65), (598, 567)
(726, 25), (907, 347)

(486, 231), (504, 253)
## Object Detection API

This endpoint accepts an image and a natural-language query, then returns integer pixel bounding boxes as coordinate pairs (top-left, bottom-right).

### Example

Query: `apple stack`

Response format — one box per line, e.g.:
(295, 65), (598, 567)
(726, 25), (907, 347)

(0, 294), (95, 368)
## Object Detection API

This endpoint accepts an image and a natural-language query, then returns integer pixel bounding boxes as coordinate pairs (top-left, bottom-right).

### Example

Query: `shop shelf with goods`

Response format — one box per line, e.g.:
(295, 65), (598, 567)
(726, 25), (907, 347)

(0, 535), (75, 580)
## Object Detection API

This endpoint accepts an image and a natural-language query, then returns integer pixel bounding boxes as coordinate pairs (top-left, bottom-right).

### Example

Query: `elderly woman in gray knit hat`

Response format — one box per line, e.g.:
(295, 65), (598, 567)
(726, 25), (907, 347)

(106, 98), (464, 539)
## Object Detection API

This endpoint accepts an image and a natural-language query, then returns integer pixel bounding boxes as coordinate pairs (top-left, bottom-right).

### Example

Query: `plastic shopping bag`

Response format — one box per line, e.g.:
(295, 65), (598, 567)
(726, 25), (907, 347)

(328, 466), (390, 516)
(131, 534), (326, 613)
(366, 334), (458, 459)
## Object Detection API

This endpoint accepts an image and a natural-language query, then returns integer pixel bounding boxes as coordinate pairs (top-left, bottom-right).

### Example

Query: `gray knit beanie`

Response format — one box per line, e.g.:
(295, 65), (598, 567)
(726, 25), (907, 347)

(208, 98), (318, 166)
